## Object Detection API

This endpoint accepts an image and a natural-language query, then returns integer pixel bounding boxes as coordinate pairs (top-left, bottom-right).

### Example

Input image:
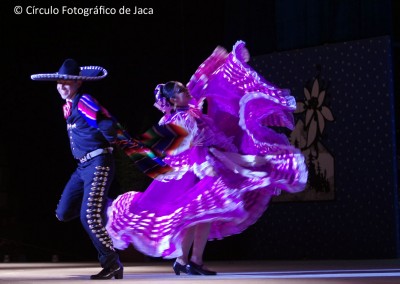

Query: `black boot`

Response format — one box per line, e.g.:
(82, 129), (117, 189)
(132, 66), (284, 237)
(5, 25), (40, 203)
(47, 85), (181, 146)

(90, 263), (123, 280)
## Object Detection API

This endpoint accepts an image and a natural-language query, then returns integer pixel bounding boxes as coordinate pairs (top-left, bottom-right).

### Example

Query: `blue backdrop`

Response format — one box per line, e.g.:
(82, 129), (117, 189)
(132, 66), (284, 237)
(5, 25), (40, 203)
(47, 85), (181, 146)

(207, 36), (399, 260)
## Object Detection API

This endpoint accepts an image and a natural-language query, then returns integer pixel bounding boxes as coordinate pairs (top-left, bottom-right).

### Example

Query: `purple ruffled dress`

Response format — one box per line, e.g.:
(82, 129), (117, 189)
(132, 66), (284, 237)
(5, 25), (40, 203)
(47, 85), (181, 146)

(106, 41), (308, 258)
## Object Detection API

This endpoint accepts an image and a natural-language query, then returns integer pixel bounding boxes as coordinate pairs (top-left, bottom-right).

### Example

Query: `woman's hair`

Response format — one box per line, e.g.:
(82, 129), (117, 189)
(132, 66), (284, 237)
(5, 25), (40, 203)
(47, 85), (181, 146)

(159, 81), (177, 101)
(153, 81), (186, 114)
(158, 81), (186, 101)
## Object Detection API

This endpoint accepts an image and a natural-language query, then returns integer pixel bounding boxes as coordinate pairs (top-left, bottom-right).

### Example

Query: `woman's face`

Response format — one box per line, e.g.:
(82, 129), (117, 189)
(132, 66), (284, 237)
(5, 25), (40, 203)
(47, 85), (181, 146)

(172, 83), (192, 107)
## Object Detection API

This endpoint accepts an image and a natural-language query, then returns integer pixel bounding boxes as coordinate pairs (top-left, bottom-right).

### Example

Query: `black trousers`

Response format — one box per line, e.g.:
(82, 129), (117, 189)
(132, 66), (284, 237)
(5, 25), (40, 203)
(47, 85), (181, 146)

(55, 153), (120, 268)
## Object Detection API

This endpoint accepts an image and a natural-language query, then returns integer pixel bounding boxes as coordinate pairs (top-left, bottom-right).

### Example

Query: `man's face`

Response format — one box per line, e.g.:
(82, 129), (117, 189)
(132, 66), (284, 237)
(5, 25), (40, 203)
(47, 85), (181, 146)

(57, 80), (82, 100)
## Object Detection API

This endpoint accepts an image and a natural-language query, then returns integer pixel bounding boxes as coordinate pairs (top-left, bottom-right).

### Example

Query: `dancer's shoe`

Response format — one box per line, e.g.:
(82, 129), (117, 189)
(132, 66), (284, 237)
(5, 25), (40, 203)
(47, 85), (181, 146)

(173, 261), (189, 275)
(187, 261), (217, 275)
(90, 263), (123, 280)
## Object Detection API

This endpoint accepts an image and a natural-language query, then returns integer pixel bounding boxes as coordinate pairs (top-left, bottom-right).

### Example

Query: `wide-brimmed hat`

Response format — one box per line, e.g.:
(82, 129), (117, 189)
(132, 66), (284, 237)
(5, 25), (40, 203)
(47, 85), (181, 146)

(31, 58), (108, 81)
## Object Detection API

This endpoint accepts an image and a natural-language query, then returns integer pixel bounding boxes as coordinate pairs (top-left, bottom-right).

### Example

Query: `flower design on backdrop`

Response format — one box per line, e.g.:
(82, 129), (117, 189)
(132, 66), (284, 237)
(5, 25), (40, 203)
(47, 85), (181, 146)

(275, 66), (335, 202)
(295, 75), (334, 149)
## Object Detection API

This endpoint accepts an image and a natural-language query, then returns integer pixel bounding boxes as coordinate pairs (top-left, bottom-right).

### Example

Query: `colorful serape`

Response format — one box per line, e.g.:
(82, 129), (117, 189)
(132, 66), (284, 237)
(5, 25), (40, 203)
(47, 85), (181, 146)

(76, 94), (186, 178)
(114, 123), (188, 179)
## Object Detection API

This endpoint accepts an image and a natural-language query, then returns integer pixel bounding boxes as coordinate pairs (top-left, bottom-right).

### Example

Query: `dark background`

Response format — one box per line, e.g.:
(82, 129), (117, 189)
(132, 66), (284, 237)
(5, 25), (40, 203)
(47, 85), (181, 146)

(0, 0), (398, 262)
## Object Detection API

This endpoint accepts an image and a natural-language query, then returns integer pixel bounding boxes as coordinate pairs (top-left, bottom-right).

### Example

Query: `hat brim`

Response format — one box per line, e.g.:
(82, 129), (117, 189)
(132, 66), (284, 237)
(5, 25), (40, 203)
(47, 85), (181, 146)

(31, 66), (108, 81)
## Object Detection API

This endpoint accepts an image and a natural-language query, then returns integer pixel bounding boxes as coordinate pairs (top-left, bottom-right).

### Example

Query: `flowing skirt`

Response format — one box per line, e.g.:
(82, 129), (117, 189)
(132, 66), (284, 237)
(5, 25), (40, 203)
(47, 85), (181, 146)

(106, 40), (308, 258)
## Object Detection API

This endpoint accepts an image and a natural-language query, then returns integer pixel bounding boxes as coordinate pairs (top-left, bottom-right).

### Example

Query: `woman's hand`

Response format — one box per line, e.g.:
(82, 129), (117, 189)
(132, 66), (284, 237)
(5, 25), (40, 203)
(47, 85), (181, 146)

(241, 47), (250, 62)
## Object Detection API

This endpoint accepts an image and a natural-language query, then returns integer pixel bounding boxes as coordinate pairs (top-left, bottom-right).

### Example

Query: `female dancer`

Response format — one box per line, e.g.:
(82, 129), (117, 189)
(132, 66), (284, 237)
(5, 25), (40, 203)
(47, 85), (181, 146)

(106, 41), (308, 275)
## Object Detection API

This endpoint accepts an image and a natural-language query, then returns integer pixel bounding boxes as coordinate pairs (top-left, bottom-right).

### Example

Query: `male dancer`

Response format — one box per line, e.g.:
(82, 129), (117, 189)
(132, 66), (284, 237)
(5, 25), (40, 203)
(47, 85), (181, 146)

(31, 59), (123, 280)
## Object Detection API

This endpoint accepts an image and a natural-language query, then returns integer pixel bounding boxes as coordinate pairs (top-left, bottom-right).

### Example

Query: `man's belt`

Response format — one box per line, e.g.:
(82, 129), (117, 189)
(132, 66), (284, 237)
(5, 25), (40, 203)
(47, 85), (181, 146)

(79, 147), (113, 163)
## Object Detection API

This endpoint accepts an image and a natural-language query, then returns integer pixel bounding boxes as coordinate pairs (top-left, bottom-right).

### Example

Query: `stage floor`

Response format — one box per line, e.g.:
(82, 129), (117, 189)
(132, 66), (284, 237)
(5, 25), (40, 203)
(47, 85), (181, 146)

(1, 259), (400, 283)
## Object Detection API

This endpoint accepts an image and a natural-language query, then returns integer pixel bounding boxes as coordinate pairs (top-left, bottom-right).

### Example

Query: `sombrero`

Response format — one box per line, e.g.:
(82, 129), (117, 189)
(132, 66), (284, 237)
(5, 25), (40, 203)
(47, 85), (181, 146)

(31, 58), (108, 81)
